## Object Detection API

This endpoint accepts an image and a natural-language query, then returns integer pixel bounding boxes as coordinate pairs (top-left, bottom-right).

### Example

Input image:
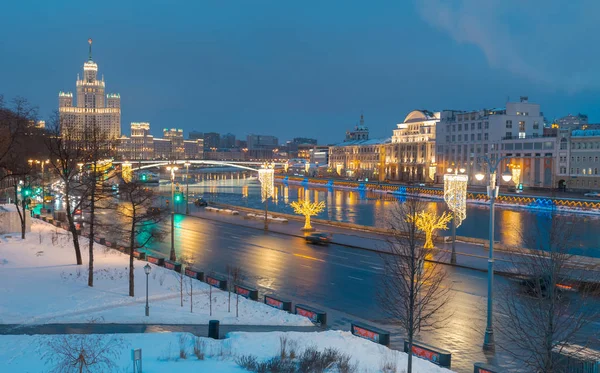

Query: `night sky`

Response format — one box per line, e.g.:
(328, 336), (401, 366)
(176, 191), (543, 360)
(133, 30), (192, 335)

(1, 0), (599, 144)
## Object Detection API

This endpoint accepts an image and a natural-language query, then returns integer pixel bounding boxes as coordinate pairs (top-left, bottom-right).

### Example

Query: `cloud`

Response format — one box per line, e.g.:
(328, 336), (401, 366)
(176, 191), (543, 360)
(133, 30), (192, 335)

(415, 0), (600, 93)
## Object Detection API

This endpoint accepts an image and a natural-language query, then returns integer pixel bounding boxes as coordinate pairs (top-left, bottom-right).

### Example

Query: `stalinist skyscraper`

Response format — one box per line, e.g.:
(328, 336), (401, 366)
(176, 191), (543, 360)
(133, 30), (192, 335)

(59, 39), (121, 139)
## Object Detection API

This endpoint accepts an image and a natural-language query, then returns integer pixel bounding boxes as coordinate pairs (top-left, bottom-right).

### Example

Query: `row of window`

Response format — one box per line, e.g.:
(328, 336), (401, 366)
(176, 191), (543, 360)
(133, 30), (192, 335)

(570, 168), (599, 175)
(446, 133), (489, 142)
(571, 156), (600, 163)
(447, 122), (489, 132)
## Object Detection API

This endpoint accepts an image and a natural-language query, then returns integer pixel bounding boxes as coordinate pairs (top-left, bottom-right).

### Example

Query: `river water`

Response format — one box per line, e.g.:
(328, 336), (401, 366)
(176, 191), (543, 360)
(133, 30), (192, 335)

(160, 178), (600, 257)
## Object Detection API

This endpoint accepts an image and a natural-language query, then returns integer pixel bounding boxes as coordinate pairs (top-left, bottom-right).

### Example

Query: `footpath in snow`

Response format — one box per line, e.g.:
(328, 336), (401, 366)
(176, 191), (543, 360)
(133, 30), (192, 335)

(0, 331), (454, 373)
(0, 219), (311, 326)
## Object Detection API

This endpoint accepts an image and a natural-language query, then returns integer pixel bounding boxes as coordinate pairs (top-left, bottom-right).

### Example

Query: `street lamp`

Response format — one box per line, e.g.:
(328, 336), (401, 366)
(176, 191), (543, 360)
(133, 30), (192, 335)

(258, 163), (274, 231)
(166, 165), (179, 261)
(144, 263), (151, 316)
(184, 161), (191, 215)
(474, 156), (512, 352)
(443, 167), (468, 264)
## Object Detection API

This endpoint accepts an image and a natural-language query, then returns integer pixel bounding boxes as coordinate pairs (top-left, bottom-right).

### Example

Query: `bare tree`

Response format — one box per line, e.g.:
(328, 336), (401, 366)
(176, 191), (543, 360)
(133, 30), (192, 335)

(79, 121), (114, 287)
(45, 113), (89, 265)
(182, 255), (195, 313)
(43, 333), (124, 373)
(0, 97), (40, 239)
(496, 213), (600, 372)
(378, 195), (452, 373)
(229, 265), (246, 318)
(115, 179), (166, 296)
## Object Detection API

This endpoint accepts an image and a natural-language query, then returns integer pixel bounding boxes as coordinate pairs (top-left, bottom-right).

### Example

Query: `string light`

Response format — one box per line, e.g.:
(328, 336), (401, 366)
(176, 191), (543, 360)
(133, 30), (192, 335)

(444, 172), (468, 227)
(406, 210), (452, 249)
(258, 163), (274, 202)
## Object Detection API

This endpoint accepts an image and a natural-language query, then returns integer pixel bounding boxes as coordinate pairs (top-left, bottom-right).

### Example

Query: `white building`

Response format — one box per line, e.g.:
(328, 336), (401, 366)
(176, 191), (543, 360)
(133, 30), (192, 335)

(58, 39), (121, 140)
(389, 110), (439, 182)
(435, 97), (544, 184)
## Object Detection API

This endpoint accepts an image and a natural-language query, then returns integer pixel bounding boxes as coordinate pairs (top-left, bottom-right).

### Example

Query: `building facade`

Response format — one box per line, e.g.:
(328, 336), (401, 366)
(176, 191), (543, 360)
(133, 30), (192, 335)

(388, 110), (439, 182)
(557, 129), (600, 190)
(328, 138), (390, 180)
(435, 97), (544, 185)
(58, 40), (121, 139)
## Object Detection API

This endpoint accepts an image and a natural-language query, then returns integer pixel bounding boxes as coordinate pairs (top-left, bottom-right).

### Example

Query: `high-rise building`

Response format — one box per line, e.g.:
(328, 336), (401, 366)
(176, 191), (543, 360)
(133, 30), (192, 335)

(203, 132), (221, 150)
(220, 133), (236, 148)
(58, 39), (121, 139)
(188, 131), (204, 140)
(164, 128), (184, 159)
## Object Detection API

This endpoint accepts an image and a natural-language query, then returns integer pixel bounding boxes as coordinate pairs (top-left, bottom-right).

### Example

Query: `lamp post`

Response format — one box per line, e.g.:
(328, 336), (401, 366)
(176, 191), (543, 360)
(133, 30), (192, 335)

(166, 165), (179, 261)
(144, 263), (151, 316)
(475, 156), (512, 352)
(184, 161), (191, 215)
(443, 167), (468, 264)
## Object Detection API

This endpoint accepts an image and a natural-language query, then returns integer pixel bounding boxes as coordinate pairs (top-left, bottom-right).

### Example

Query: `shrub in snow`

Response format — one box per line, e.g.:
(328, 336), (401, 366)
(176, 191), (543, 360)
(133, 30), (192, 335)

(193, 337), (205, 360)
(42, 334), (125, 373)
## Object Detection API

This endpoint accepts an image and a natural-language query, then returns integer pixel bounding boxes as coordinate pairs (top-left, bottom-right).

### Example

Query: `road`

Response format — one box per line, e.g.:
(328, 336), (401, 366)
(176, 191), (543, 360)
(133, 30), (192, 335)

(87, 208), (600, 372)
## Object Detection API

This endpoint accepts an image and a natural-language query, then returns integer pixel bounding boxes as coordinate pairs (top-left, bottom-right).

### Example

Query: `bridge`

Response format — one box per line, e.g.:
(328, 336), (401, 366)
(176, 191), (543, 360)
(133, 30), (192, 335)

(112, 160), (284, 172)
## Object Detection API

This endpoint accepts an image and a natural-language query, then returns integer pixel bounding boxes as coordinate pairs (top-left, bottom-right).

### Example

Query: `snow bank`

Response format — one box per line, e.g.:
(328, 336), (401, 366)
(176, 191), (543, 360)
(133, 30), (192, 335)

(0, 331), (454, 373)
(0, 220), (311, 326)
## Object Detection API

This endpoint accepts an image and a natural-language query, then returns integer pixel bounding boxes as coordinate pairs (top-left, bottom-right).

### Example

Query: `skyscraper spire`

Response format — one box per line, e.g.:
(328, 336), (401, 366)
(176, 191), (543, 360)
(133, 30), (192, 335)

(88, 38), (93, 61)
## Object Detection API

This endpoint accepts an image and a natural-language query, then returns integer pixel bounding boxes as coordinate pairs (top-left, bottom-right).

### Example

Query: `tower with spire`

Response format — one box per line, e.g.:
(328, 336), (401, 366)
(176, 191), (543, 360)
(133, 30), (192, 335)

(58, 39), (121, 139)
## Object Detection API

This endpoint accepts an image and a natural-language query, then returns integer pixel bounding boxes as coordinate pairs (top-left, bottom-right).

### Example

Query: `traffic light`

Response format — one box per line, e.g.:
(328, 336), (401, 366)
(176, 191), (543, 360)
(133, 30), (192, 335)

(141, 174), (147, 181)
(21, 187), (32, 197)
(175, 193), (182, 202)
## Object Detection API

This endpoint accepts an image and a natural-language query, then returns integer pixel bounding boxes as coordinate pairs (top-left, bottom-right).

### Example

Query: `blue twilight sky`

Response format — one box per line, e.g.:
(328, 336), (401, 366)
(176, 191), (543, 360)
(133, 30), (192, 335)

(1, 0), (600, 145)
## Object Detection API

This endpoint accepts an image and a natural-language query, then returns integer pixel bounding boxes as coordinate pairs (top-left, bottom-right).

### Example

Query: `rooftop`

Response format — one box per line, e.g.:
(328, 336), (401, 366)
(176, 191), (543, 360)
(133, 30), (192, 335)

(334, 138), (391, 147)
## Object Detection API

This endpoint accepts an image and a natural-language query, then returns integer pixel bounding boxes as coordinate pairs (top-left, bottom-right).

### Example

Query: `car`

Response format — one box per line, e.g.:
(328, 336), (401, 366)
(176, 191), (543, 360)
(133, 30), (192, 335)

(584, 192), (600, 198)
(194, 198), (208, 207)
(148, 207), (161, 215)
(518, 275), (564, 299)
(305, 232), (332, 245)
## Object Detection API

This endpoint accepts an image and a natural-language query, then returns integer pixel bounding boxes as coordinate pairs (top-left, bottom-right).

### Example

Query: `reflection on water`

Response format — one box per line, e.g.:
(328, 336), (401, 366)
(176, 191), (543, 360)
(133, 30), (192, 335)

(162, 179), (600, 255)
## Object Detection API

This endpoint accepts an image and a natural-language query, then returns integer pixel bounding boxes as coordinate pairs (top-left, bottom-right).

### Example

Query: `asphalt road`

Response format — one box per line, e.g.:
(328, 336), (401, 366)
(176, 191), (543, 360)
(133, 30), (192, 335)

(92, 210), (599, 372)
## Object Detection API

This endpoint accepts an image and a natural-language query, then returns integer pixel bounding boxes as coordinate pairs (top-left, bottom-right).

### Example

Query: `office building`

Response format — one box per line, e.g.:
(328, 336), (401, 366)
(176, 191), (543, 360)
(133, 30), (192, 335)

(435, 97), (544, 184)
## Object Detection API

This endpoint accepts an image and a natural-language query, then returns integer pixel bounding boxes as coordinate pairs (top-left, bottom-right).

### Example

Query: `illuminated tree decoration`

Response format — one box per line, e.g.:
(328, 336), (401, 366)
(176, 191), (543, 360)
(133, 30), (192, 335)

(406, 210), (452, 249)
(290, 199), (326, 231)
(258, 163), (274, 202)
(443, 173), (468, 227)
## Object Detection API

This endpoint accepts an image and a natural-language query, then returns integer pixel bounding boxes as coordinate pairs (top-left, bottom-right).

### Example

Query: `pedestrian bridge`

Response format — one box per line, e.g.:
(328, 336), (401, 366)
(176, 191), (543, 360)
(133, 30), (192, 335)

(113, 160), (283, 172)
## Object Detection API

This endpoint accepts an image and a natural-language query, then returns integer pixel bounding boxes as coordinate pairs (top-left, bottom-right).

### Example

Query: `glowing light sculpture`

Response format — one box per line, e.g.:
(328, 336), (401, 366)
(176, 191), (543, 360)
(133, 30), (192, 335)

(407, 210), (452, 249)
(511, 165), (521, 187)
(290, 199), (326, 231)
(444, 171), (468, 264)
(122, 161), (132, 183)
(258, 163), (275, 230)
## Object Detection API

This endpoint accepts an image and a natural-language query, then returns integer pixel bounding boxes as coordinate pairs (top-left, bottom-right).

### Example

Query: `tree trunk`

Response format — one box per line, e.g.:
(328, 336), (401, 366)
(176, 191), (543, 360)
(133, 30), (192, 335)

(65, 188), (82, 265)
(129, 221), (136, 297)
(304, 215), (311, 230)
(424, 231), (433, 249)
(20, 195), (26, 240)
(236, 293), (239, 318)
(88, 169), (96, 287)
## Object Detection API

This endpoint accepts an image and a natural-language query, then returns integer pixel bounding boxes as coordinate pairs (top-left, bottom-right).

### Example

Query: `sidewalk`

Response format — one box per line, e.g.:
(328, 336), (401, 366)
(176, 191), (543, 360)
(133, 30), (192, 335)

(190, 204), (600, 281)
(0, 323), (319, 339)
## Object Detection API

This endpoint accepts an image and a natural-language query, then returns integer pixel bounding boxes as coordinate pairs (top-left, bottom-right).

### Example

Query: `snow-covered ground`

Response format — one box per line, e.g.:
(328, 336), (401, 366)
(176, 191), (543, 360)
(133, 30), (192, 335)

(0, 331), (454, 373)
(0, 219), (311, 326)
